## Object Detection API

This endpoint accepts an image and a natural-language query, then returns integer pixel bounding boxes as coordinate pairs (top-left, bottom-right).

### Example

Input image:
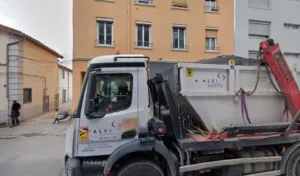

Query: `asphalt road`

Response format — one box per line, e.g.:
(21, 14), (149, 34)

(0, 135), (66, 176)
(0, 101), (71, 176)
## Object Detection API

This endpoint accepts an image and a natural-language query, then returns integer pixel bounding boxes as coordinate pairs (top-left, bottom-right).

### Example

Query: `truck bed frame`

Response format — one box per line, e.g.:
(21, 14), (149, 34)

(148, 74), (300, 152)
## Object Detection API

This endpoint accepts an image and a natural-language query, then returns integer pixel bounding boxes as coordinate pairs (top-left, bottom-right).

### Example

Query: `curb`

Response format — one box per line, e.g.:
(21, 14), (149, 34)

(0, 136), (20, 140)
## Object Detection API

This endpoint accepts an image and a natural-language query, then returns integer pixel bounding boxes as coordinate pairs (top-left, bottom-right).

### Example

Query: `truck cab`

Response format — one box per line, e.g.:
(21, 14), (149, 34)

(65, 55), (177, 176)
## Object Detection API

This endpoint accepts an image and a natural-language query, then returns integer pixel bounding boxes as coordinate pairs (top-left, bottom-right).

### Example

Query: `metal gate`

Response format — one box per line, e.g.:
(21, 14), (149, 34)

(43, 96), (49, 112)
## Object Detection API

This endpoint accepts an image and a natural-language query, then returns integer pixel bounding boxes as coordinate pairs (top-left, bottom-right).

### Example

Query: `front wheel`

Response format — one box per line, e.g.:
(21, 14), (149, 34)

(285, 148), (300, 176)
(117, 160), (164, 176)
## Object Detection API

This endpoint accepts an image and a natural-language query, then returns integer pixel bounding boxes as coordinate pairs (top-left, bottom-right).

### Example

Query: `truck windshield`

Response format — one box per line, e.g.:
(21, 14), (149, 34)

(89, 73), (133, 115)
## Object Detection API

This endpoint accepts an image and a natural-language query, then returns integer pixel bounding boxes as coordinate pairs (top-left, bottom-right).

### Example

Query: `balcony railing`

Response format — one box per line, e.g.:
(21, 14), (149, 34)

(135, 41), (153, 48)
(172, 44), (188, 51)
(204, 5), (219, 12)
(136, 0), (153, 5)
(95, 40), (115, 46)
(205, 46), (220, 52)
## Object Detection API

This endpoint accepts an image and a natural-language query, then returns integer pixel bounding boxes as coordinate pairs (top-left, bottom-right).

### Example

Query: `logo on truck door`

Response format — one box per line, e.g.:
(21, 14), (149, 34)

(79, 126), (90, 142)
(186, 68), (194, 77)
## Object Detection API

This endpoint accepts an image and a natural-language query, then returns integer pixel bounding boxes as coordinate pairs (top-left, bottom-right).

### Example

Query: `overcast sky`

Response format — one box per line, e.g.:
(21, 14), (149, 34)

(0, 0), (72, 68)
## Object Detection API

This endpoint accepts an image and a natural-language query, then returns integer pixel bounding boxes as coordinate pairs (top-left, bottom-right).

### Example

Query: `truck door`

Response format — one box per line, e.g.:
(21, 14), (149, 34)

(77, 67), (145, 156)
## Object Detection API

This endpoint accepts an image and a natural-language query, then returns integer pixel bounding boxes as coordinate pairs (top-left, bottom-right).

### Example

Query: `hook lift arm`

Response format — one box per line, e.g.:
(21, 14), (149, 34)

(259, 39), (300, 118)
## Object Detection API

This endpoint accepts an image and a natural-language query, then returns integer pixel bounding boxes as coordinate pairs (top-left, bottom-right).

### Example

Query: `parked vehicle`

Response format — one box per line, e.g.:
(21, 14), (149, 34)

(65, 39), (300, 176)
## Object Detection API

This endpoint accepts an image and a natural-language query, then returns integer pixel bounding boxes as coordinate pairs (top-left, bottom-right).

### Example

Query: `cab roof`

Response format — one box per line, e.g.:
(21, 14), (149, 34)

(89, 54), (146, 65)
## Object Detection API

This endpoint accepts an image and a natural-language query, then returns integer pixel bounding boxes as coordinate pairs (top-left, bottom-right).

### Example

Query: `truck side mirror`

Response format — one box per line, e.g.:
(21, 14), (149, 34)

(85, 99), (95, 116)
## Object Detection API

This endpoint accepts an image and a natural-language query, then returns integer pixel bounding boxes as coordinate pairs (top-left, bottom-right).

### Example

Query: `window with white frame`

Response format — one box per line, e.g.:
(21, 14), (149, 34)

(137, 0), (152, 4)
(172, 26), (186, 50)
(285, 52), (300, 59)
(249, 0), (270, 9)
(205, 29), (218, 51)
(136, 22), (151, 48)
(249, 20), (271, 39)
(205, 0), (218, 11)
(97, 18), (113, 46)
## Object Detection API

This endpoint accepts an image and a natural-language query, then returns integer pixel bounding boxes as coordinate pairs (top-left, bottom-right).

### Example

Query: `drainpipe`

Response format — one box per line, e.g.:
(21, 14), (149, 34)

(67, 71), (70, 101)
(128, 0), (131, 53)
(6, 39), (23, 125)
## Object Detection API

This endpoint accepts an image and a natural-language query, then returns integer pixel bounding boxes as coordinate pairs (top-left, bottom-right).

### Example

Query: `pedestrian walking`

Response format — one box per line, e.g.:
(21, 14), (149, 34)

(52, 109), (61, 124)
(10, 100), (21, 128)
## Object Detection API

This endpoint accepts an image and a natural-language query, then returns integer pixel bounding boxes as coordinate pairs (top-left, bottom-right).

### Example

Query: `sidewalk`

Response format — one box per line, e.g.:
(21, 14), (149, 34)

(0, 101), (72, 139)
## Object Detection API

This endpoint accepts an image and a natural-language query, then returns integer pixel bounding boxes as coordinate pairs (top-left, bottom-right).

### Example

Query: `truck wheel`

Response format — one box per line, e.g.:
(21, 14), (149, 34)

(285, 148), (300, 176)
(117, 160), (164, 176)
(65, 157), (82, 176)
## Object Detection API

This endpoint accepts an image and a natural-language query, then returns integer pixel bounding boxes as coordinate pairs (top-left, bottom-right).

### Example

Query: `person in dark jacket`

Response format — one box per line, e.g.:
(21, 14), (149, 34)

(10, 100), (21, 127)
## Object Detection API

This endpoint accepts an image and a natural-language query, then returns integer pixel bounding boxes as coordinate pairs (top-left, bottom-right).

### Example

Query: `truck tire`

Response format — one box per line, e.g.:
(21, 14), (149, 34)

(65, 157), (82, 176)
(116, 160), (164, 176)
(285, 148), (300, 176)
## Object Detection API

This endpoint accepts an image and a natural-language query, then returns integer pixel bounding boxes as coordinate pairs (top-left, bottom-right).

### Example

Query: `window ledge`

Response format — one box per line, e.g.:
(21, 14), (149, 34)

(204, 10), (220, 14)
(135, 46), (153, 50)
(172, 49), (188, 52)
(94, 0), (115, 3)
(23, 102), (32, 104)
(94, 44), (115, 48)
(171, 6), (188, 11)
(135, 3), (155, 7)
(248, 6), (271, 10)
(205, 50), (220, 53)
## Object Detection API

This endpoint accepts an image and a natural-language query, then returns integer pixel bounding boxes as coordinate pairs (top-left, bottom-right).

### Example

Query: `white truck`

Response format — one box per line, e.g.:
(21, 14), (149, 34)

(65, 39), (300, 176)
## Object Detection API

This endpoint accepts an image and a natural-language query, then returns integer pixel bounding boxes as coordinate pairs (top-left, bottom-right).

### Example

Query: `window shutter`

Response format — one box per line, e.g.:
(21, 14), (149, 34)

(249, 21), (270, 36)
(206, 30), (217, 38)
(249, 0), (270, 9)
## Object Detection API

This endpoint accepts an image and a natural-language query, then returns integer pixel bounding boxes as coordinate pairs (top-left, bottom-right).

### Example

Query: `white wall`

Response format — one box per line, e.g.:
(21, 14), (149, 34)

(68, 70), (72, 100)
(0, 30), (9, 124)
(235, 0), (300, 64)
(58, 66), (72, 104)
(0, 30), (23, 124)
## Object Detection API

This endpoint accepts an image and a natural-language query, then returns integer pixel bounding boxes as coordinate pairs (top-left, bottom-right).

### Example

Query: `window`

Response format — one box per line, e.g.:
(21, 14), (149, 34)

(205, 29), (218, 51)
(88, 74), (133, 115)
(285, 52), (300, 59)
(136, 22), (152, 48)
(172, 0), (188, 8)
(23, 88), (32, 103)
(136, 0), (152, 4)
(248, 50), (259, 59)
(249, 0), (270, 9)
(284, 23), (300, 30)
(172, 26), (186, 50)
(62, 70), (65, 79)
(205, 0), (219, 12)
(97, 18), (113, 46)
(249, 20), (271, 39)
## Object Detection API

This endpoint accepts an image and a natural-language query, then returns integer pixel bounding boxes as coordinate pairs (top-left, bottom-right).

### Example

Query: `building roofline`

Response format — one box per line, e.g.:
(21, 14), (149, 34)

(0, 24), (63, 58)
(58, 63), (72, 72)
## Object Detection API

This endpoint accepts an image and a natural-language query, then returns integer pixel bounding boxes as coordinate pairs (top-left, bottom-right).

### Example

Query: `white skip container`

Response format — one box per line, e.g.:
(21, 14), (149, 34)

(161, 57), (300, 133)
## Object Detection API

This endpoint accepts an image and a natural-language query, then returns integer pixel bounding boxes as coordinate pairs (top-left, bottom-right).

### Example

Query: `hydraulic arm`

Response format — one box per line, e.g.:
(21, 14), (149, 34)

(260, 39), (300, 117)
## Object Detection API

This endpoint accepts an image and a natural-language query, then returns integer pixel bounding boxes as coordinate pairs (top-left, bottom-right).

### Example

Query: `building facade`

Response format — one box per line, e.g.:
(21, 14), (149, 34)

(234, 0), (300, 67)
(73, 0), (234, 110)
(0, 25), (63, 124)
(58, 64), (73, 104)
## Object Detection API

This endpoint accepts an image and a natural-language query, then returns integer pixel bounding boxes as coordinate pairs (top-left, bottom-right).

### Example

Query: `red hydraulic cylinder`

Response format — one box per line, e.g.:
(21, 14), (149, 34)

(260, 39), (300, 118)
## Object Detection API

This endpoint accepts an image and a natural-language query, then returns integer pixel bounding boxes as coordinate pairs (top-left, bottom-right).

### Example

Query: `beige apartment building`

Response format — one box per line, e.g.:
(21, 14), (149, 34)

(73, 0), (234, 110)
